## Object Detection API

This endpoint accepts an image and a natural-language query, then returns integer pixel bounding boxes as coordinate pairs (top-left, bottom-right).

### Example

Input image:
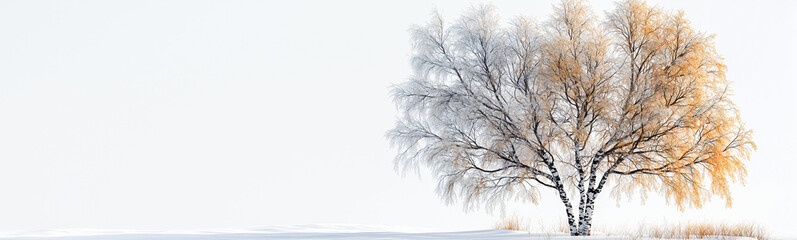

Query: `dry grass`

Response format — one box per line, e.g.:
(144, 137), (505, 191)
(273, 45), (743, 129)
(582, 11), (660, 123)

(624, 222), (770, 240)
(555, 221), (570, 233)
(495, 216), (767, 240)
(494, 215), (525, 231)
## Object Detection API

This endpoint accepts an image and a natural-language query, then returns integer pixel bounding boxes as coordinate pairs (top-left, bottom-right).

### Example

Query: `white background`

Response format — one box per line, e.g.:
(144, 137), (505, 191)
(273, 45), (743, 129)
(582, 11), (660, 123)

(0, 0), (794, 237)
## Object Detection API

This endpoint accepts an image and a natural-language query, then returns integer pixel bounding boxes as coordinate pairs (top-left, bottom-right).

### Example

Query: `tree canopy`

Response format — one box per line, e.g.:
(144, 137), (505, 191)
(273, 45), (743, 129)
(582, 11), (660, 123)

(388, 0), (755, 236)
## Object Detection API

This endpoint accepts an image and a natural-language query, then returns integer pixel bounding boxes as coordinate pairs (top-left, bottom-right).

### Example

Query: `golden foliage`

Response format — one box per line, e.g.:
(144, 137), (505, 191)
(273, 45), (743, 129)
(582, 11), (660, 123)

(601, 0), (755, 210)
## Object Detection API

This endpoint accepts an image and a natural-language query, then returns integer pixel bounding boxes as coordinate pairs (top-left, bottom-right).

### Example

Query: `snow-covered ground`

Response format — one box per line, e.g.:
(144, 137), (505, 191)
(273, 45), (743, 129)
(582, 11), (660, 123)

(0, 225), (761, 240)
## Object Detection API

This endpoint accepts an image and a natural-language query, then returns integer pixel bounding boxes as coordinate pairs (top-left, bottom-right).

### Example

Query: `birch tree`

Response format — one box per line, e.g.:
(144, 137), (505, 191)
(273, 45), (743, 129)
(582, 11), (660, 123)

(388, 0), (755, 236)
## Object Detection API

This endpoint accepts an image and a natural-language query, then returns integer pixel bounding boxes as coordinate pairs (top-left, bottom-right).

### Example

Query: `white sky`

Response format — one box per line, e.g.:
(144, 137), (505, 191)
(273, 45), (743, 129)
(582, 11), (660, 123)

(0, 0), (794, 237)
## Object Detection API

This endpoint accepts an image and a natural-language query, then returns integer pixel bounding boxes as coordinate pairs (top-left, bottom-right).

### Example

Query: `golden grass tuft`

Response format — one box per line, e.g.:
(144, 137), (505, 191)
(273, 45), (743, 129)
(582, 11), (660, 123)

(629, 222), (770, 240)
(494, 215), (523, 231)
